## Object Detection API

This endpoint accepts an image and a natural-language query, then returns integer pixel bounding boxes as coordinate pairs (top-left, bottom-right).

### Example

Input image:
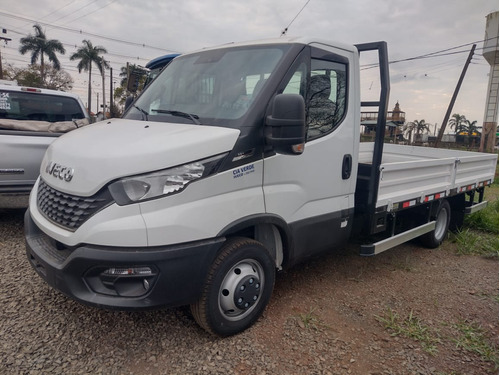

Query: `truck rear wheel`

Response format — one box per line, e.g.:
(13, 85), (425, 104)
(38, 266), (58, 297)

(190, 237), (275, 336)
(420, 199), (451, 248)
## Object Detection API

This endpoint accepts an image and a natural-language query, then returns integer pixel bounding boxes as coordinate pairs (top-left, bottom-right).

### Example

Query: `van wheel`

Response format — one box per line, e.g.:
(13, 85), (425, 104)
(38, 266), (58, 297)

(420, 199), (451, 248)
(190, 237), (275, 336)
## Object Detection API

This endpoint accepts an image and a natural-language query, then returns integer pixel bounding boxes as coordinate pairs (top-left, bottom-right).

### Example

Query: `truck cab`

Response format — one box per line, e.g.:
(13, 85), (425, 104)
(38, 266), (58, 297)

(124, 39), (359, 258)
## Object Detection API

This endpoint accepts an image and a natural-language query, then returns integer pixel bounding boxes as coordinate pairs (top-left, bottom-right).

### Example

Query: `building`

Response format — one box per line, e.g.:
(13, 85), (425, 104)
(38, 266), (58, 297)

(361, 101), (406, 140)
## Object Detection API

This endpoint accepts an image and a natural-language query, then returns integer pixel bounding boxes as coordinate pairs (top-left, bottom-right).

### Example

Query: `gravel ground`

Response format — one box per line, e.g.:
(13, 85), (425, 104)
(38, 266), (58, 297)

(0, 207), (498, 374)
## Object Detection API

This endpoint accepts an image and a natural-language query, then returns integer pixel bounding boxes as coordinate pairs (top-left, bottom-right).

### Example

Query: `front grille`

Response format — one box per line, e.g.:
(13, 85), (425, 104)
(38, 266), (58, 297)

(37, 179), (114, 231)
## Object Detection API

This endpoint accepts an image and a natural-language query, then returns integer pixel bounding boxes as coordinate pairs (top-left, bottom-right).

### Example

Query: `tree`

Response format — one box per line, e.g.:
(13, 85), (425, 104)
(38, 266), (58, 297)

(448, 113), (466, 134)
(41, 65), (73, 91)
(19, 24), (65, 83)
(414, 119), (430, 136)
(70, 40), (107, 114)
(4, 63), (73, 91)
(459, 120), (480, 148)
(404, 119), (430, 144)
(119, 64), (147, 93)
(113, 64), (148, 112)
(113, 85), (127, 106)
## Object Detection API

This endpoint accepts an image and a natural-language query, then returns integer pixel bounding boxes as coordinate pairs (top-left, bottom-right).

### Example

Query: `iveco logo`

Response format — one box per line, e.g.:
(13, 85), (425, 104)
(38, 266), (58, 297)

(45, 161), (74, 182)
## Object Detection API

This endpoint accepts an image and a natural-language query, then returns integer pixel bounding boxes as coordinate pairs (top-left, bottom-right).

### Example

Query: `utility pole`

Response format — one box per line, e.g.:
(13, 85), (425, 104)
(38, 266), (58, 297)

(101, 60), (106, 119)
(434, 44), (476, 148)
(0, 29), (12, 80)
(109, 67), (113, 118)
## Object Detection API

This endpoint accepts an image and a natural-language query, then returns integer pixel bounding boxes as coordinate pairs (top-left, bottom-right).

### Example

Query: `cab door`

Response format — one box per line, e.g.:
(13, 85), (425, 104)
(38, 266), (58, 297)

(263, 44), (359, 261)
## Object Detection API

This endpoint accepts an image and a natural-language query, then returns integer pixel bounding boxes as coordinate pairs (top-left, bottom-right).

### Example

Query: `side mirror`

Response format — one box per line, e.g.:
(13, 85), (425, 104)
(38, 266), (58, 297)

(265, 94), (306, 155)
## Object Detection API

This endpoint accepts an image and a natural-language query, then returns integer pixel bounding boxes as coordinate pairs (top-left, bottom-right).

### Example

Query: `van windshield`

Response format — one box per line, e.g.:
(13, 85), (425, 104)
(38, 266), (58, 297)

(124, 45), (289, 125)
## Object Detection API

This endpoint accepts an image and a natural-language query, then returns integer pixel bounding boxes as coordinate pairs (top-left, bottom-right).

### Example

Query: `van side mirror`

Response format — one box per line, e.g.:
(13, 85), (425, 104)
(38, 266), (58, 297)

(265, 94), (306, 155)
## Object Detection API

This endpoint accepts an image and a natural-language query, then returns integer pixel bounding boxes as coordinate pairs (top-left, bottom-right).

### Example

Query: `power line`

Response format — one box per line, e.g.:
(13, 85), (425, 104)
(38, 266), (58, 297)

(37, 0), (78, 23)
(0, 10), (177, 53)
(2, 40), (152, 66)
(49, 0), (100, 24)
(360, 39), (494, 71)
(59, 0), (119, 27)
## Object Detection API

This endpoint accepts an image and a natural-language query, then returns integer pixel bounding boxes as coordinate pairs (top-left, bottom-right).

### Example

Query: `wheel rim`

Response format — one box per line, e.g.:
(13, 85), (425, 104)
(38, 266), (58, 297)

(434, 206), (448, 240)
(218, 259), (264, 321)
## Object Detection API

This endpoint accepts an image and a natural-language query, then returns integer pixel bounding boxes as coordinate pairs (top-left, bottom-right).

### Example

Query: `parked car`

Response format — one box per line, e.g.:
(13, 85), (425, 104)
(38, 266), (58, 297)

(0, 83), (89, 208)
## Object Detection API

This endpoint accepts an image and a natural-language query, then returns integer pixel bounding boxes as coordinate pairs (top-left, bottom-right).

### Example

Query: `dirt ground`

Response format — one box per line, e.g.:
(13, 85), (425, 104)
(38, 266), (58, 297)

(1, 202), (498, 374)
(252, 238), (499, 374)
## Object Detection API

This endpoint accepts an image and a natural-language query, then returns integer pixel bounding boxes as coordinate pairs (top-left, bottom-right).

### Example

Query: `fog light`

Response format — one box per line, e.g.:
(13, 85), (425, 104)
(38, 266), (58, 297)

(103, 267), (153, 276)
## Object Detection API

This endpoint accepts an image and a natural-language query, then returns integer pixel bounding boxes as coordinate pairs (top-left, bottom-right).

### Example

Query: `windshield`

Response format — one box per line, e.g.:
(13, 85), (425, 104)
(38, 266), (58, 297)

(124, 45), (289, 125)
(0, 90), (85, 122)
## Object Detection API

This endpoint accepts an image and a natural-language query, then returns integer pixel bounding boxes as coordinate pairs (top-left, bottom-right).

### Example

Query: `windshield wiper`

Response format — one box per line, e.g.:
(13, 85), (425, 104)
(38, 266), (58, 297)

(133, 104), (149, 121)
(151, 109), (201, 125)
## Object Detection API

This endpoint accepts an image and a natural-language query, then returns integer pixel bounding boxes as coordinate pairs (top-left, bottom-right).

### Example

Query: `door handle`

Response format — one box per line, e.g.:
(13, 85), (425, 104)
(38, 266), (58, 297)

(342, 154), (352, 180)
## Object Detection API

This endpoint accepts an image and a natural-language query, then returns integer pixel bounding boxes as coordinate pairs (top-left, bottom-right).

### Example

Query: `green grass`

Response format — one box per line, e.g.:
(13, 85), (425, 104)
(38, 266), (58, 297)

(376, 309), (499, 368)
(464, 199), (499, 234)
(296, 307), (331, 331)
(453, 320), (499, 371)
(452, 198), (499, 258)
(375, 308), (441, 355)
(452, 229), (499, 258)
(297, 307), (321, 330)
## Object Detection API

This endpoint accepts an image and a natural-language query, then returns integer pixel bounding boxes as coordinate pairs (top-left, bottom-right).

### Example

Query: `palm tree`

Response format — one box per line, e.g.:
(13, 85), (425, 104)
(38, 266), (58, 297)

(70, 40), (107, 115)
(460, 120), (479, 148)
(19, 24), (66, 84)
(414, 119), (430, 136)
(448, 113), (466, 134)
(405, 119), (430, 144)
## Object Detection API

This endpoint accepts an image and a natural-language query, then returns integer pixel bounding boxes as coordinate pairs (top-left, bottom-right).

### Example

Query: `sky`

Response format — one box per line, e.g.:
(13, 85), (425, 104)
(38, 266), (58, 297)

(0, 0), (498, 132)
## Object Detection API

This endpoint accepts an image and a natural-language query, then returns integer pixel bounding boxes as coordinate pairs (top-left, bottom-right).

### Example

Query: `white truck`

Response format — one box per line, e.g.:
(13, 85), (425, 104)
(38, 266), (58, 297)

(0, 83), (89, 208)
(25, 38), (497, 336)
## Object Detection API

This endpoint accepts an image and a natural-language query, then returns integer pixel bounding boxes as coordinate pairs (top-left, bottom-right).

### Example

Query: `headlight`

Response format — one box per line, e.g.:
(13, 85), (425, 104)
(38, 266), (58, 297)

(108, 154), (227, 205)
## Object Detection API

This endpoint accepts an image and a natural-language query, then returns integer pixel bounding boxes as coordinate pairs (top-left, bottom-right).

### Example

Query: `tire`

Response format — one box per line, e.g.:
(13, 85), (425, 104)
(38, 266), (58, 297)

(190, 237), (276, 336)
(420, 199), (451, 248)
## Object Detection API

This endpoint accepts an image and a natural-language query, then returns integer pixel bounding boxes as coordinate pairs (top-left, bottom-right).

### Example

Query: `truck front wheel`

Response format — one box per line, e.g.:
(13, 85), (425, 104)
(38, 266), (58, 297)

(420, 199), (451, 248)
(190, 237), (276, 336)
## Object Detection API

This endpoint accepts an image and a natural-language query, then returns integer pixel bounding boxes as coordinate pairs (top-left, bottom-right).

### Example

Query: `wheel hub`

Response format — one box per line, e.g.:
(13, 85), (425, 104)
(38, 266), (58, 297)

(233, 275), (261, 310)
(219, 260), (265, 320)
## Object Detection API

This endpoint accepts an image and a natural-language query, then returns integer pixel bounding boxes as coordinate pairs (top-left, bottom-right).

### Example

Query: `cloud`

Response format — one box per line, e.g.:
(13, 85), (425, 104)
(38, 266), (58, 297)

(3, 0), (498, 125)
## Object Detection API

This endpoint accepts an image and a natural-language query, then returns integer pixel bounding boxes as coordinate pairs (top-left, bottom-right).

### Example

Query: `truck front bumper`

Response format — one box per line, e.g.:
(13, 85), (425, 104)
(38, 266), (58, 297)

(24, 210), (225, 310)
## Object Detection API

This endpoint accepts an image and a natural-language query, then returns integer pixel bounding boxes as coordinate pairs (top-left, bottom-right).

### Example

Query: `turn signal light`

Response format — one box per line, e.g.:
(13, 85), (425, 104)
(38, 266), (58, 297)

(292, 143), (304, 154)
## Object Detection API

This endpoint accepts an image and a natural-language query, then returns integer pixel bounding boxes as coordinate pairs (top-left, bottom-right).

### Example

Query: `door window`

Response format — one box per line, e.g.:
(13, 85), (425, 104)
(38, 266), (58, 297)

(307, 59), (347, 140)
